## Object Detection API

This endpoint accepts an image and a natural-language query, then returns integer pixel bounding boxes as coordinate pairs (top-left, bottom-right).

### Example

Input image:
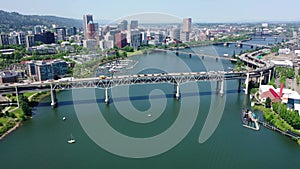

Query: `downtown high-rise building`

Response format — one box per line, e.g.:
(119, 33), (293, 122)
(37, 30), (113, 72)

(182, 18), (192, 33)
(83, 14), (94, 39)
(129, 20), (138, 30)
(181, 18), (192, 42)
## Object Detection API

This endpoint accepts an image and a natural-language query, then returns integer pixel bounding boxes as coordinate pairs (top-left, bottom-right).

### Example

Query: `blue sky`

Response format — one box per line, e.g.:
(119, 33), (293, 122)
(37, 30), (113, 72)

(0, 0), (299, 22)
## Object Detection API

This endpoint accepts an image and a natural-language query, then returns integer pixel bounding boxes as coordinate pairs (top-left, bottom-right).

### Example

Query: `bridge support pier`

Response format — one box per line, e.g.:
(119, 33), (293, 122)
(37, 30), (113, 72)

(15, 86), (20, 108)
(216, 80), (220, 91)
(105, 87), (110, 104)
(176, 52), (179, 56)
(245, 73), (250, 95)
(220, 79), (225, 96)
(238, 79), (242, 93)
(175, 83), (180, 99)
(259, 72), (263, 88)
(268, 69), (272, 83)
(189, 53), (192, 58)
(50, 84), (57, 108)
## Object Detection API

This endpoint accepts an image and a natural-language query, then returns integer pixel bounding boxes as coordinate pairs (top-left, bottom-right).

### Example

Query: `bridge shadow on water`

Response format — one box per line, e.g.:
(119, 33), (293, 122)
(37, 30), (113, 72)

(36, 89), (239, 107)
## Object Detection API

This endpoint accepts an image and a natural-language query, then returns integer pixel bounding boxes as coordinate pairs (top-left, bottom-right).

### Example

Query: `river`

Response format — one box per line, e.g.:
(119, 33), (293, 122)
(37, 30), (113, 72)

(1, 37), (300, 169)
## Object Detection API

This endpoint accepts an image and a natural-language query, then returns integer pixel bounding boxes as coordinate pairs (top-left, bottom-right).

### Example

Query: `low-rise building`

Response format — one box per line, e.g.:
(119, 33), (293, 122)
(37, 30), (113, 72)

(0, 71), (18, 84)
(83, 39), (98, 50)
(25, 59), (68, 81)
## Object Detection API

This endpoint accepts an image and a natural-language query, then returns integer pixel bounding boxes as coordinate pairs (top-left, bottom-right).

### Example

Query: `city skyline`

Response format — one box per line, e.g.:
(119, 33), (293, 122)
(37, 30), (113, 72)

(1, 0), (300, 23)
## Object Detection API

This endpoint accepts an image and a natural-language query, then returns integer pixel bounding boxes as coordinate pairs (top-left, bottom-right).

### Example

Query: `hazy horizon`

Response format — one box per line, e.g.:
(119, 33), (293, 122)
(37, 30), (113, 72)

(1, 0), (300, 23)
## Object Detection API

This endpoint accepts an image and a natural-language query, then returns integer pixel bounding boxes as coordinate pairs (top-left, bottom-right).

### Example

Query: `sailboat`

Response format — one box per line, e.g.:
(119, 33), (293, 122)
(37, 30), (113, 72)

(67, 134), (76, 144)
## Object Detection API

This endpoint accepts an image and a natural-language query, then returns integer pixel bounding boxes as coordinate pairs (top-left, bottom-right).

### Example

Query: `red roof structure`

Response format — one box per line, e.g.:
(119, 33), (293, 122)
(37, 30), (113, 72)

(261, 89), (282, 103)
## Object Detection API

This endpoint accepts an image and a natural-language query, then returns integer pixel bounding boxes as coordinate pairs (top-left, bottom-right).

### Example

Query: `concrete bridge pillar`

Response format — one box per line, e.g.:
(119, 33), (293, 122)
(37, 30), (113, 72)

(15, 86), (20, 108)
(50, 84), (57, 108)
(220, 78), (225, 96)
(105, 87), (110, 104)
(268, 69), (272, 83)
(175, 83), (180, 99)
(245, 73), (250, 95)
(259, 72), (263, 87)
(238, 79), (242, 93)
(216, 80), (220, 90)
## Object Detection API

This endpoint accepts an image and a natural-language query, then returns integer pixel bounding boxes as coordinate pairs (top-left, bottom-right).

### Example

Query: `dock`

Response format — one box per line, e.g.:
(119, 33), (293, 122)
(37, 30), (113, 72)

(258, 121), (300, 140)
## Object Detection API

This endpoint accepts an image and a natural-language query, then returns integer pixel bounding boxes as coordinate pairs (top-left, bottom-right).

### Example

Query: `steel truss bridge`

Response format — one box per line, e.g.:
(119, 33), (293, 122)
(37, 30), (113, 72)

(0, 49), (274, 108)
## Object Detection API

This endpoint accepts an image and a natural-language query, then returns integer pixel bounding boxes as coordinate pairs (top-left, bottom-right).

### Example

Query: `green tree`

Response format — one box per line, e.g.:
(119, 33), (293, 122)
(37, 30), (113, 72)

(265, 97), (272, 108)
(18, 94), (32, 116)
(122, 46), (134, 52)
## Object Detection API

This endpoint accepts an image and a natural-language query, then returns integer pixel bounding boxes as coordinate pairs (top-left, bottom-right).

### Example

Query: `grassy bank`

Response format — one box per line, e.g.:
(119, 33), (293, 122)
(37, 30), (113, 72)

(0, 91), (50, 138)
(253, 105), (300, 144)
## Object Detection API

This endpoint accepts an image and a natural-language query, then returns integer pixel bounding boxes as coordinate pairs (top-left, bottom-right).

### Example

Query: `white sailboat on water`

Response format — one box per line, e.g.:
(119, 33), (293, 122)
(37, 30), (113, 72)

(67, 134), (76, 144)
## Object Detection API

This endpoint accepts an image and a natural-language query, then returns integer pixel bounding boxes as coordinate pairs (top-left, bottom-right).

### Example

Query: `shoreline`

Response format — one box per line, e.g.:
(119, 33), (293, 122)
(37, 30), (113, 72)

(0, 121), (21, 141)
(0, 91), (51, 140)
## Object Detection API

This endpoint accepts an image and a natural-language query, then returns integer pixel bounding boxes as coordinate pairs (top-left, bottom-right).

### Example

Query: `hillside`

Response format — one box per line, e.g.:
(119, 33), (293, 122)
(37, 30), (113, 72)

(0, 10), (82, 33)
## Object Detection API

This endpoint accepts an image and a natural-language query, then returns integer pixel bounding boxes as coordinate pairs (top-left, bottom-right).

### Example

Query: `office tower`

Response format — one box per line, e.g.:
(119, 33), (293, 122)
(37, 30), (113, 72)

(67, 27), (77, 36)
(83, 14), (94, 39)
(86, 23), (96, 39)
(26, 35), (35, 48)
(130, 20), (138, 29)
(182, 18), (192, 33)
(55, 27), (67, 41)
(181, 18), (192, 42)
(118, 20), (128, 31)
(43, 31), (55, 44)
(115, 32), (127, 48)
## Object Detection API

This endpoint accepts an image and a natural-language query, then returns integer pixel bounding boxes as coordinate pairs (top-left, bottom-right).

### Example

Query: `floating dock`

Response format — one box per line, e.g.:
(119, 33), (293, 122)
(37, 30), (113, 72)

(241, 109), (260, 131)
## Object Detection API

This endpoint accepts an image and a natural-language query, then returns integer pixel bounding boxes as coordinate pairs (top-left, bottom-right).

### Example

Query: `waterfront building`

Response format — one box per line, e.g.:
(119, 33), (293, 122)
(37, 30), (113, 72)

(141, 32), (148, 45)
(170, 28), (180, 41)
(26, 61), (36, 76)
(287, 92), (300, 115)
(33, 59), (68, 81)
(35, 61), (53, 81)
(51, 59), (68, 77)
(83, 14), (94, 39)
(127, 30), (142, 50)
(0, 71), (18, 84)
(0, 33), (9, 46)
(154, 32), (164, 42)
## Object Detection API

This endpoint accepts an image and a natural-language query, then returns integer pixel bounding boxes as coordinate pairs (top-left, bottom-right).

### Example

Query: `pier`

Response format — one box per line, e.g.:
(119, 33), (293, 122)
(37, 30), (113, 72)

(257, 121), (300, 140)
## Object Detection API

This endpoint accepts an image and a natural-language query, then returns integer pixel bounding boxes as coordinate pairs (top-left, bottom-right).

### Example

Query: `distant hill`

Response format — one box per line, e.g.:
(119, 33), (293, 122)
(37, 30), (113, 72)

(0, 10), (82, 33)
